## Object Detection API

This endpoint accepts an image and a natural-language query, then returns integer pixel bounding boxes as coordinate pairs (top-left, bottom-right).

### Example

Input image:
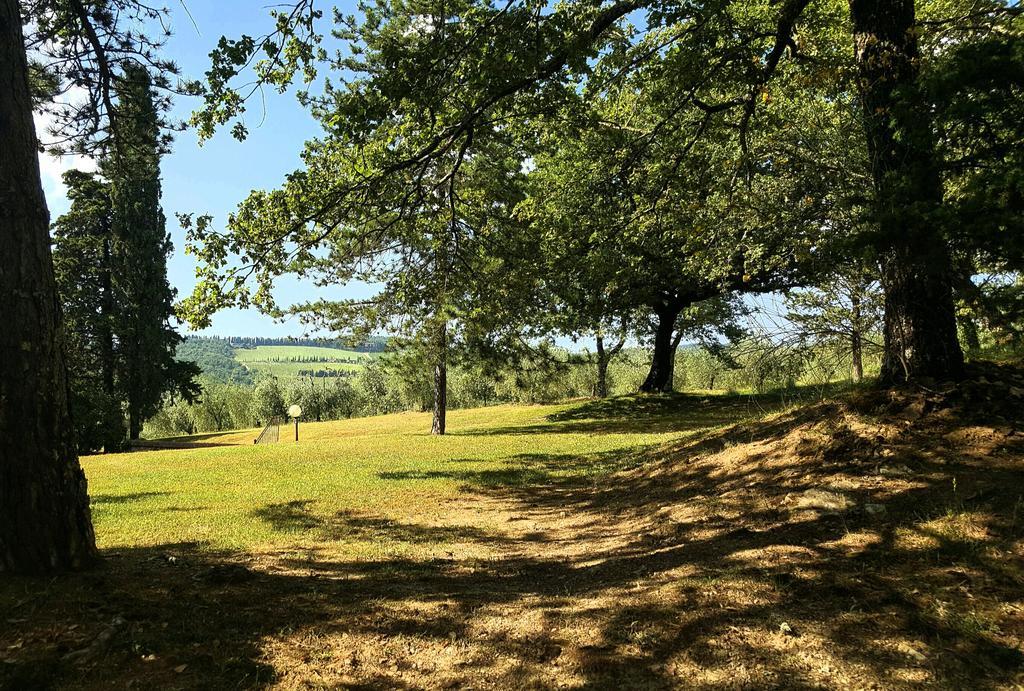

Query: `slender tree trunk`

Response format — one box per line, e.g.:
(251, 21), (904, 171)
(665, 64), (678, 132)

(640, 306), (682, 393)
(100, 236), (116, 398)
(595, 334), (609, 398)
(851, 332), (864, 383)
(0, 0), (97, 573)
(128, 399), (141, 441)
(431, 321), (447, 435)
(961, 317), (980, 356)
(850, 293), (864, 383)
(99, 232), (123, 451)
(850, 0), (963, 383)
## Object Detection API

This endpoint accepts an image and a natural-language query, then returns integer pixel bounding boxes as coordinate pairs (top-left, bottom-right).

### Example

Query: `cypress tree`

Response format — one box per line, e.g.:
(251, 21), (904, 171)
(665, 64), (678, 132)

(106, 65), (199, 440)
(52, 171), (124, 452)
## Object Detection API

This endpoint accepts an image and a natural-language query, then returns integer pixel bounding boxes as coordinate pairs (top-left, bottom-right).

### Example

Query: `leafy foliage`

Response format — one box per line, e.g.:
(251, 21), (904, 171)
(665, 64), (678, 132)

(52, 170), (124, 452)
(176, 337), (254, 386)
(26, 0), (184, 155)
(51, 66), (199, 449)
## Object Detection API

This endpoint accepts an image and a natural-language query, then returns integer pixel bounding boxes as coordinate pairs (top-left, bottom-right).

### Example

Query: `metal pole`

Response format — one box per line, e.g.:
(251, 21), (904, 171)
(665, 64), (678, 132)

(294, 417), (299, 442)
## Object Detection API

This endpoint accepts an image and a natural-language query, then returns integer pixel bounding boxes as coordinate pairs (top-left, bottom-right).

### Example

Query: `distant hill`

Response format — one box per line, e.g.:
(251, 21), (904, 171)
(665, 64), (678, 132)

(233, 345), (373, 379)
(228, 336), (389, 353)
(176, 336), (253, 385)
(176, 336), (386, 384)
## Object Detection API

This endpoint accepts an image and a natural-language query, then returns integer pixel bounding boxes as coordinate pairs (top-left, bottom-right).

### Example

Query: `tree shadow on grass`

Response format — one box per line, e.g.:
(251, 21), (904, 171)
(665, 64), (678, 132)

(90, 491), (172, 506)
(252, 500), (516, 545)
(3, 388), (1024, 689)
(379, 466), (559, 487)
(131, 430), (254, 449)
(452, 387), (845, 437)
(378, 404), (833, 502)
(5, 481), (1021, 690)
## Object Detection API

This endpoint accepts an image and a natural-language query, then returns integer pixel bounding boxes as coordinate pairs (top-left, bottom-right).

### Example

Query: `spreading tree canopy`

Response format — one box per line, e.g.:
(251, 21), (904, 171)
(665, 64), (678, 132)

(187, 0), (1022, 387)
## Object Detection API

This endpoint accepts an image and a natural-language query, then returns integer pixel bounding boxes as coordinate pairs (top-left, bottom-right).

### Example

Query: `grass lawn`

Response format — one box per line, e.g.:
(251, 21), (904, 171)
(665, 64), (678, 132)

(2, 382), (1023, 690)
(85, 398), (751, 557)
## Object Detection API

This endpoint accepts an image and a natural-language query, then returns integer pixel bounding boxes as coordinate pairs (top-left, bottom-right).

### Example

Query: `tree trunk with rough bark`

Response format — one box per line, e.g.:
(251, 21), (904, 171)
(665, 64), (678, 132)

(594, 328), (626, 398)
(431, 321), (447, 435)
(0, 0), (98, 573)
(640, 306), (682, 393)
(850, 0), (963, 383)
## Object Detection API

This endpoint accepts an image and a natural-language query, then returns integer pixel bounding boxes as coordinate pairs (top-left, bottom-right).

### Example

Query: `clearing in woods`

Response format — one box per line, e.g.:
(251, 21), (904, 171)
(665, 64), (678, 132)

(1, 374), (1023, 689)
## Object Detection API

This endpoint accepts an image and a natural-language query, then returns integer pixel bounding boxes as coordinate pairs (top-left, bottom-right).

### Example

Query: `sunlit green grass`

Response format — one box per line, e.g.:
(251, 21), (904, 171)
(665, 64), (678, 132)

(83, 396), (782, 559)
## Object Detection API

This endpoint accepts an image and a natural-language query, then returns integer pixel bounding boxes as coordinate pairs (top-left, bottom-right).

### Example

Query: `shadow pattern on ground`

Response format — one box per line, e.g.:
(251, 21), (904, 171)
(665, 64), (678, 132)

(3, 377), (1023, 689)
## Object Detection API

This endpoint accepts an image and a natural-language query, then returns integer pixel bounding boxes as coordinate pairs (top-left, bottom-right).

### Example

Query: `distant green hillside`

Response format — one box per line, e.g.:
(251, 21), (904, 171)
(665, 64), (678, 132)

(176, 337), (254, 385)
(233, 345), (375, 379)
(229, 336), (388, 352)
(177, 339), (381, 384)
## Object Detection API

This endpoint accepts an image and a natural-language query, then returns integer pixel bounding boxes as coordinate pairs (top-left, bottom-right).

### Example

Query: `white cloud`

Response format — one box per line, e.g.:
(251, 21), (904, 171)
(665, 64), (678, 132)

(32, 85), (97, 216)
(37, 149), (97, 213)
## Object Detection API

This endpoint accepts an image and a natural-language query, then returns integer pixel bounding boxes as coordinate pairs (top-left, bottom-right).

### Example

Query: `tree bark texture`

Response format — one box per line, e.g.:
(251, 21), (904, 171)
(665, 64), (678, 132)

(595, 335), (609, 398)
(0, 0), (98, 573)
(850, 0), (963, 383)
(639, 306), (681, 393)
(431, 321), (447, 435)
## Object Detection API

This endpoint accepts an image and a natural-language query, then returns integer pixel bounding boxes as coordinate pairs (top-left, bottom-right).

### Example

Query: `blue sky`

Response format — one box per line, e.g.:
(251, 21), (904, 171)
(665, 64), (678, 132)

(40, 1), (363, 338)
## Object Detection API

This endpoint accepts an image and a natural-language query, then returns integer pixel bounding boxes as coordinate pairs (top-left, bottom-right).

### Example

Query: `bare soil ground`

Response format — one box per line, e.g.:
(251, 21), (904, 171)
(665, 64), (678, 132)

(3, 365), (1024, 689)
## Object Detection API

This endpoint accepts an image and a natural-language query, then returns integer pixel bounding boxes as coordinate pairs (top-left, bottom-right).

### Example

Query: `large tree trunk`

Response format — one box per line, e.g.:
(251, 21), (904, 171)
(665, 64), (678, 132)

(431, 321), (447, 435)
(850, 0), (963, 383)
(639, 307), (681, 393)
(0, 0), (97, 573)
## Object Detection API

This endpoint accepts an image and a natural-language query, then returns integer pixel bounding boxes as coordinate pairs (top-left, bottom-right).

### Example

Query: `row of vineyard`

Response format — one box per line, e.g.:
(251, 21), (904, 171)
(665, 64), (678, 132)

(296, 369), (358, 378)
(229, 336), (388, 352)
(262, 356), (365, 364)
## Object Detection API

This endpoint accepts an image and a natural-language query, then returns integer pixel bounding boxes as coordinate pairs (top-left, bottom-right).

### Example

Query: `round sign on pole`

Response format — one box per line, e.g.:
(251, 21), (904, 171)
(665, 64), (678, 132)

(288, 404), (302, 418)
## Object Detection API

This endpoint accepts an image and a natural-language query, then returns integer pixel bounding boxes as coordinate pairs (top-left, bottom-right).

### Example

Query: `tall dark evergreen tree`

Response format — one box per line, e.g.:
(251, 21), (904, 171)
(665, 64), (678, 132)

(107, 65), (198, 440)
(52, 170), (124, 452)
(51, 68), (198, 448)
